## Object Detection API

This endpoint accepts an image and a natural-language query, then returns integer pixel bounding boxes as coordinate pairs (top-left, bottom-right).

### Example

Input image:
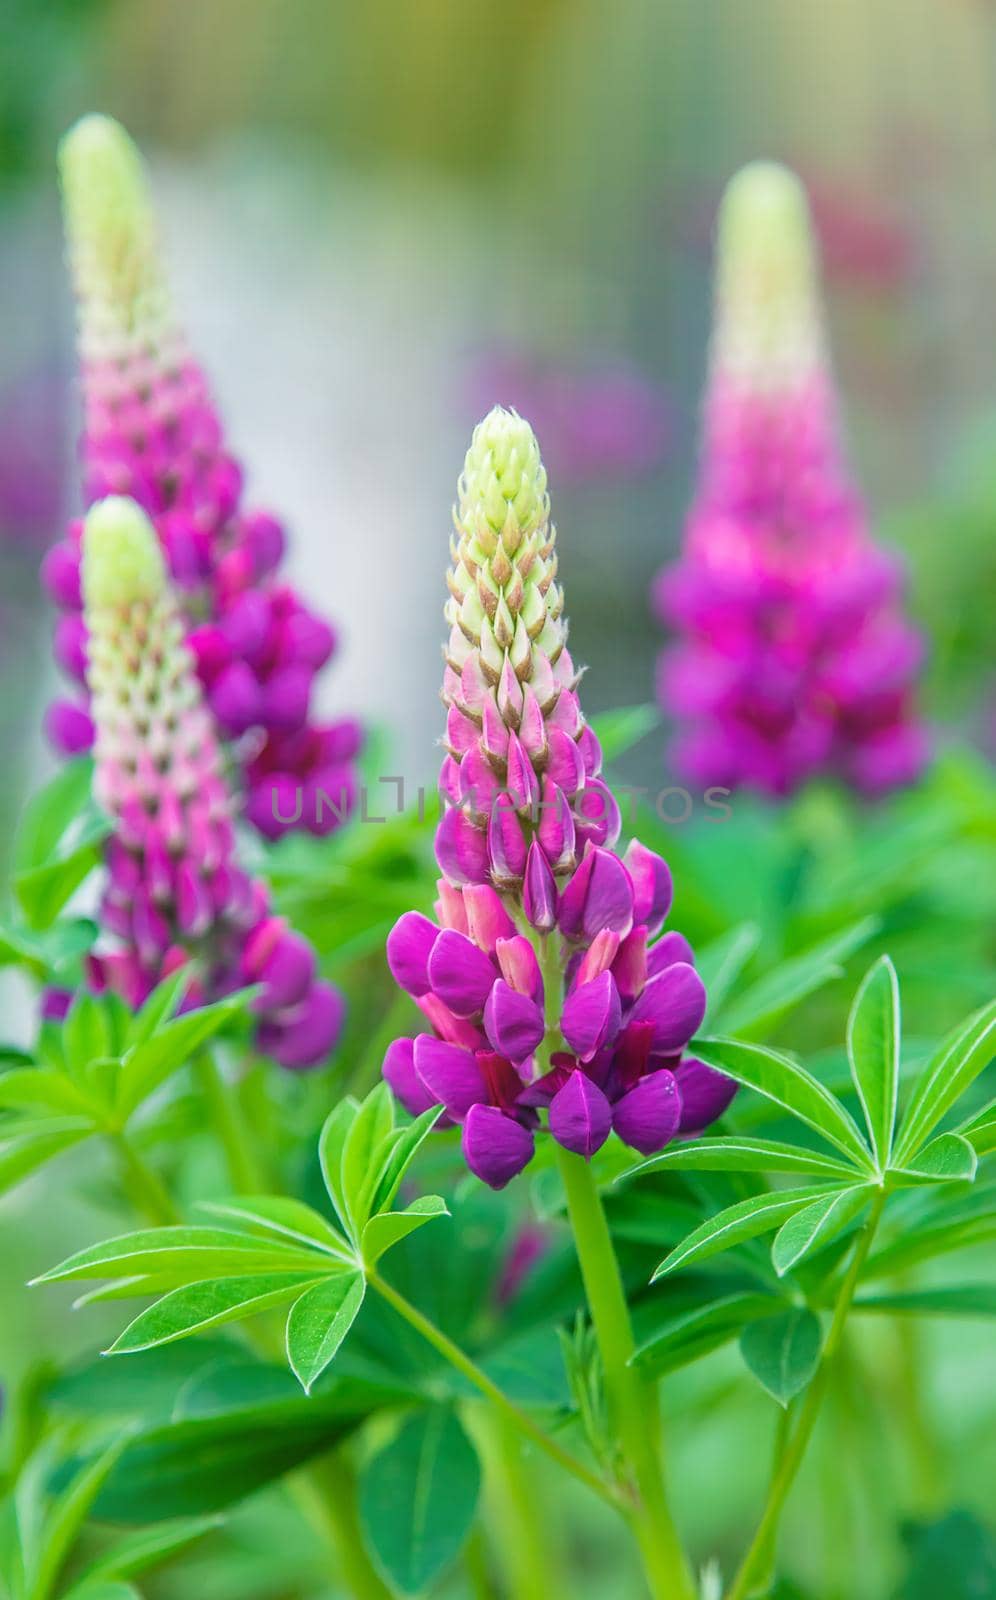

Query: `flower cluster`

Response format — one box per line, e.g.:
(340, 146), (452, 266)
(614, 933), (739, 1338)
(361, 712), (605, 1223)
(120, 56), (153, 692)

(82, 495), (342, 1068)
(42, 114), (360, 838)
(655, 162), (927, 798)
(382, 409), (734, 1187)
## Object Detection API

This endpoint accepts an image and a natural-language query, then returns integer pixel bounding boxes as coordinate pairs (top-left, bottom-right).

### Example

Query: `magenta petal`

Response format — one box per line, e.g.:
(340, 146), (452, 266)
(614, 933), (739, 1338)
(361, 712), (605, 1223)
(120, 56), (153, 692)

(612, 1068), (682, 1155)
(210, 661), (261, 735)
(383, 1037), (439, 1117)
(561, 970), (622, 1062)
(674, 1056), (738, 1133)
(255, 929), (316, 1011)
(574, 780), (621, 852)
(647, 931), (696, 977)
(495, 935), (542, 1001)
(558, 847), (635, 943)
(435, 806), (490, 886)
(462, 1104), (534, 1190)
(483, 981), (544, 1064)
(386, 911), (439, 998)
(462, 884), (516, 951)
(630, 962), (707, 1053)
(548, 1070), (612, 1159)
(488, 794), (528, 883)
(44, 698), (94, 755)
(261, 981), (344, 1070)
(623, 840), (673, 935)
(523, 841), (557, 931)
(413, 1034), (485, 1119)
(427, 928), (496, 1017)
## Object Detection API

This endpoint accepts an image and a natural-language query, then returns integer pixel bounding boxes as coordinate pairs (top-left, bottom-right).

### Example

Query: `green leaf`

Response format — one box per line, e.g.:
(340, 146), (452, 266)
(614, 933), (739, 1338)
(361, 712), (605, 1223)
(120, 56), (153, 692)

(0, 1069), (92, 1116)
(720, 917), (878, 1036)
(125, 970), (191, 1051)
(318, 1099), (359, 1234)
(359, 1407), (481, 1594)
(651, 1186), (834, 1280)
(0, 1122), (94, 1197)
(32, 1226), (326, 1286)
(893, 1133), (978, 1184)
(76, 1516), (219, 1585)
(697, 922), (762, 1024)
(629, 1136), (859, 1180)
(117, 993), (255, 1117)
(633, 1291), (780, 1377)
(63, 992), (113, 1077)
(29, 1432), (133, 1600)
(740, 1308), (823, 1405)
(893, 999), (996, 1164)
(340, 1083), (395, 1237)
(285, 1273), (366, 1393)
(959, 1103), (996, 1157)
(692, 1036), (873, 1169)
(865, 1215), (996, 1279)
(63, 1583), (142, 1600)
(372, 1105), (442, 1216)
(771, 1187), (872, 1277)
(108, 1273), (328, 1354)
(13, 764), (112, 930)
(15, 759), (96, 871)
(589, 703), (659, 763)
(855, 1286), (996, 1317)
(361, 1196), (449, 1266)
(200, 1197), (352, 1260)
(846, 956), (901, 1169)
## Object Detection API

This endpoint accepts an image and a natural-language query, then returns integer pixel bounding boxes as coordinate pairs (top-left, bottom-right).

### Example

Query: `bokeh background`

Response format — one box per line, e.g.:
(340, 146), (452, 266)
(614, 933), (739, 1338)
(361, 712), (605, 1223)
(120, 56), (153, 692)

(2, 4), (996, 1597)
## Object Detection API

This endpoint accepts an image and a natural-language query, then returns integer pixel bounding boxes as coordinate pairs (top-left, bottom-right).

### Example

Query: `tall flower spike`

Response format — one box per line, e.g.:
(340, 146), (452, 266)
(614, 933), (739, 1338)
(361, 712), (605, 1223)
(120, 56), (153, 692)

(82, 495), (343, 1069)
(381, 412), (733, 1189)
(654, 162), (927, 798)
(43, 114), (361, 838)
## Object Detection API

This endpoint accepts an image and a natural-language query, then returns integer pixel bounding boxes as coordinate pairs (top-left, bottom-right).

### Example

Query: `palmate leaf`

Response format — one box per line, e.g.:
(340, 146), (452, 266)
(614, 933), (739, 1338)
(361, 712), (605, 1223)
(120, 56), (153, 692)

(690, 1036), (873, 1170)
(846, 956), (901, 1169)
(340, 1083), (395, 1236)
(63, 1583), (141, 1600)
(892, 998), (996, 1165)
(770, 1186), (873, 1277)
(893, 1133), (978, 1184)
(73, 1516), (219, 1588)
(107, 1273), (329, 1355)
(359, 1406), (481, 1595)
(116, 990), (256, 1117)
(629, 1136), (859, 1181)
(200, 1196), (352, 1260)
(651, 1186), (837, 1281)
(31, 1226), (329, 1287)
(13, 758), (112, 931)
(740, 1308), (823, 1406)
(719, 916), (878, 1037)
(854, 1285), (996, 1318)
(632, 1291), (781, 1377)
(959, 1101), (996, 1156)
(26, 1432), (133, 1600)
(318, 1089), (443, 1253)
(361, 1197), (449, 1267)
(0, 1120), (94, 1197)
(286, 1273), (366, 1393)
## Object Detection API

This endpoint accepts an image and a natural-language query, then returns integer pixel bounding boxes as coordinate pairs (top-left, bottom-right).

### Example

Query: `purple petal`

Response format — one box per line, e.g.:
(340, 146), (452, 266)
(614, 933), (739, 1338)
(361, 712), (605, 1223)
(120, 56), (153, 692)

(558, 847), (634, 943)
(548, 1070), (612, 1159)
(435, 806), (490, 886)
(573, 780), (622, 853)
(630, 962), (707, 1054)
(386, 911), (439, 998)
(427, 929), (496, 1017)
(612, 1068), (682, 1155)
(260, 981), (344, 1070)
(623, 841), (673, 935)
(674, 1057), (738, 1134)
(537, 778), (576, 871)
(561, 970), (622, 1062)
(413, 1035), (485, 1119)
(253, 928), (316, 1011)
(44, 698), (94, 755)
(483, 981), (545, 1063)
(488, 794), (528, 884)
(523, 841), (558, 931)
(647, 931), (696, 977)
(494, 935), (542, 1001)
(462, 1104), (534, 1189)
(505, 732), (540, 814)
(383, 1036), (439, 1117)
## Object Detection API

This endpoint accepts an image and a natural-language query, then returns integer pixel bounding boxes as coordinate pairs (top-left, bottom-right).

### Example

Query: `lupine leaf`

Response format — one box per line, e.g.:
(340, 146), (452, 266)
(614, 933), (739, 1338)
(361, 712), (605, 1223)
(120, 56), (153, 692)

(319, 1099), (359, 1235)
(63, 1582), (141, 1600)
(893, 1133), (978, 1184)
(117, 994), (255, 1117)
(846, 956), (901, 1168)
(14, 817), (110, 932)
(629, 1136), (859, 1180)
(0, 1069), (92, 1116)
(959, 1103), (996, 1156)
(651, 1186), (835, 1280)
(633, 1292), (780, 1376)
(893, 999), (996, 1164)
(125, 969), (191, 1051)
(13, 759), (111, 930)
(285, 1273), (366, 1393)
(0, 1122), (94, 1197)
(864, 1216), (996, 1279)
(372, 1106), (443, 1215)
(854, 1286), (996, 1317)
(361, 1196), (449, 1267)
(697, 922), (762, 1023)
(691, 1036), (873, 1168)
(740, 1308), (823, 1405)
(29, 1433), (133, 1600)
(32, 1227), (325, 1286)
(107, 1273), (328, 1354)
(63, 993), (112, 1078)
(719, 917), (878, 1036)
(340, 1084), (395, 1237)
(200, 1197), (352, 1259)
(75, 1516), (220, 1585)
(771, 1187), (872, 1277)
(359, 1407), (481, 1594)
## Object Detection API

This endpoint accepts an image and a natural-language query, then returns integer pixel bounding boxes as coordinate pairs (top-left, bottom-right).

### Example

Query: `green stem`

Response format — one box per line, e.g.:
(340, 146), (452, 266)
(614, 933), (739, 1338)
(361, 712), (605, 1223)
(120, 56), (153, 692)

(194, 1051), (264, 1192)
(726, 1190), (886, 1600)
(294, 1451), (395, 1600)
(485, 1408), (556, 1600)
(369, 1269), (619, 1511)
(556, 1148), (696, 1600)
(108, 1132), (180, 1226)
(463, 1524), (499, 1600)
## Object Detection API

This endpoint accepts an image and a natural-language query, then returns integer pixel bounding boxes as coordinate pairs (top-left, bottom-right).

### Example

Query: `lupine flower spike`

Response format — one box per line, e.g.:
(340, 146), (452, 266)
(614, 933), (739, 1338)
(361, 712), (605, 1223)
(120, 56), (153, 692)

(655, 162), (927, 797)
(382, 408), (734, 1187)
(43, 114), (361, 838)
(82, 494), (343, 1068)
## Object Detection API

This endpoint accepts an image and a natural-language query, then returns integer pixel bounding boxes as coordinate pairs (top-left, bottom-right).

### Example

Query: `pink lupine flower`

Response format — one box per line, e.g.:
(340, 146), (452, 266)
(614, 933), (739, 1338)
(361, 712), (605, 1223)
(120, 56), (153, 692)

(82, 495), (342, 1068)
(655, 162), (928, 799)
(42, 115), (360, 838)
(381, 409), (731, 1188)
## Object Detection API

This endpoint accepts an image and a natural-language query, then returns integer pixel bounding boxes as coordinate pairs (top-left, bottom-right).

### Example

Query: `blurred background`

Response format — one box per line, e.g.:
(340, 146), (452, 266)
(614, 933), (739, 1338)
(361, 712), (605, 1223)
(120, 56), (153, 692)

(2, 4), (996, 1596)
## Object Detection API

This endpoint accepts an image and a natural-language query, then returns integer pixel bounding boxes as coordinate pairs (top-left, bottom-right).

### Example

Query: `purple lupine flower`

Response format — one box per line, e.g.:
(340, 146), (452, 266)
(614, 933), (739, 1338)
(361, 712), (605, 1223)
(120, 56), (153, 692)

(42, 115), (361, 838)
(655, 162), (928, 799)
(381, 408), (733, 1188)
(81, 495), (342, 1069)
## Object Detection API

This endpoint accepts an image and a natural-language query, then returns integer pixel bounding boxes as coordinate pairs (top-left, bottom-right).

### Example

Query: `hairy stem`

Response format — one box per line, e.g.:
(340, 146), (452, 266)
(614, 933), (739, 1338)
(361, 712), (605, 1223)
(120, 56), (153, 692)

(726, 1189), (886, 1600)
(369, 1269), (620, 1511)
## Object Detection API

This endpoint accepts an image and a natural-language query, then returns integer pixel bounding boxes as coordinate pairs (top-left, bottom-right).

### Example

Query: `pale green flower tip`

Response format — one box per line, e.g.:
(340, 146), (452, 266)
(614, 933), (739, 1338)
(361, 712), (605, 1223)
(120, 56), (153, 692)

(59, 114), (151, 230)
(82, 496), (166, 612)
(717, 161), (816, 287)
(459, 406), (549, 534)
